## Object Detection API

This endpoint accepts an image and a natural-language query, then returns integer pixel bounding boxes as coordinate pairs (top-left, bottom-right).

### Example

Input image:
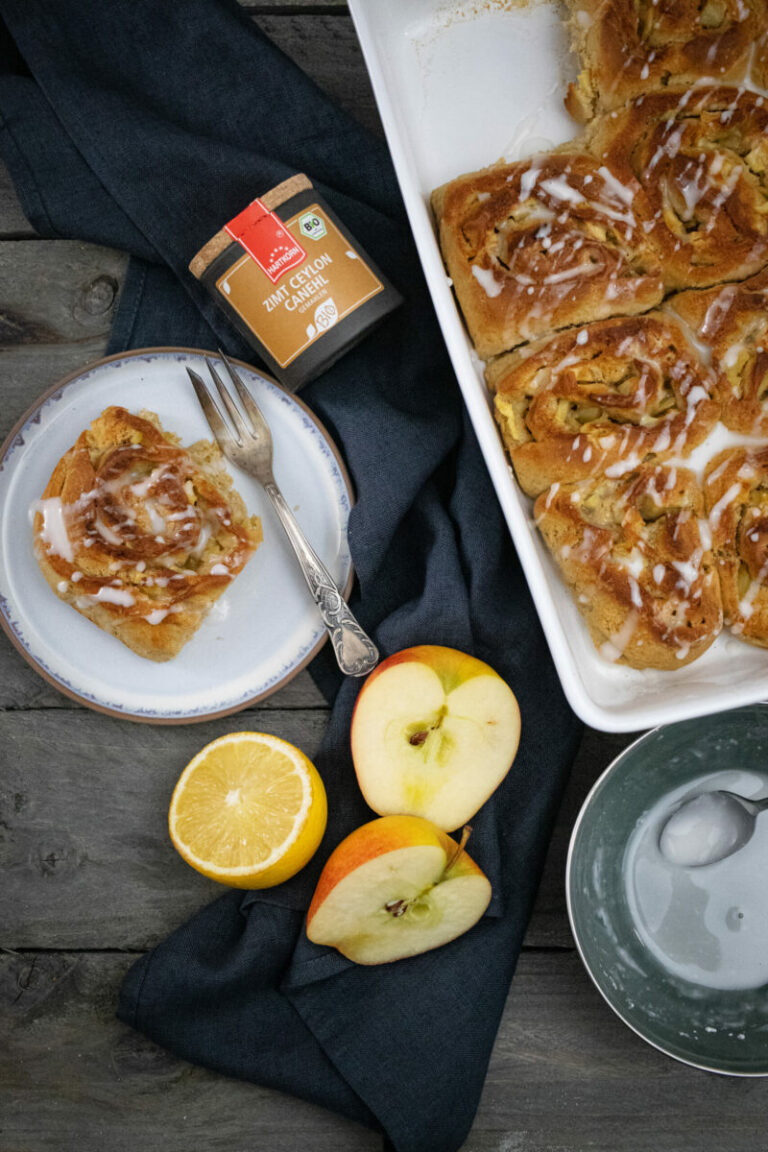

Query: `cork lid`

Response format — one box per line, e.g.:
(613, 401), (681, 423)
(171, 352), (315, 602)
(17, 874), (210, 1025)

(189, 174), (313, 279)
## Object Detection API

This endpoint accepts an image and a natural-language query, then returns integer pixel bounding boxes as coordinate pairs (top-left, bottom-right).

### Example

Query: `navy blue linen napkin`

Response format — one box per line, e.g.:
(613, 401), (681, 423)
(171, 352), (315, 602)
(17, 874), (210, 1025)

(0, 3), (581, 1148)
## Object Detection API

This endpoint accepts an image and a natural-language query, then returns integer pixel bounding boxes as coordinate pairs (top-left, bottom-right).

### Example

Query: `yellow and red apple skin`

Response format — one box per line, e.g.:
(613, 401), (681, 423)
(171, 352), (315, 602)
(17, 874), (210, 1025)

(306, 814), (492, 965)
(355, 645), (491, 697)
(350, 645), (521, 832)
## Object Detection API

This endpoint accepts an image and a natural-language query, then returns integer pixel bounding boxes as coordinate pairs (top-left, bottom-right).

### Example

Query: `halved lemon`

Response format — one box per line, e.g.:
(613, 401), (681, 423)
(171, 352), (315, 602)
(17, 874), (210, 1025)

(168, 731), (327, 888)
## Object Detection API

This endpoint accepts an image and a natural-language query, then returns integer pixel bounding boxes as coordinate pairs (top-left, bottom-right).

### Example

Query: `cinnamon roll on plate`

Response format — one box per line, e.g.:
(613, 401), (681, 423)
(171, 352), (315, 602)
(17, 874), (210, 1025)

(670, 269), (768, 437)
(587, 87), (768, 292)
(704, 446), (768, 646)
(563, 0), (768, 123)
(431, 151), (663, 357)
(488, 313), (720, 497)
(534, 465), (722, 669)
(33, 406), (262, 661)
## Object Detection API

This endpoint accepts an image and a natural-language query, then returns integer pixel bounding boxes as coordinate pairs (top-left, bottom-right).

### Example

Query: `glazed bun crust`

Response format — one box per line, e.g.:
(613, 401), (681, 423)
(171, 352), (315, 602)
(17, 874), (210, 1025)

(431, 152), (663, 357)
(563, 0), (768, 122)
(489, 313), (720, 496)
(535, 466), (722, 669)
(33, 407), (262, 661)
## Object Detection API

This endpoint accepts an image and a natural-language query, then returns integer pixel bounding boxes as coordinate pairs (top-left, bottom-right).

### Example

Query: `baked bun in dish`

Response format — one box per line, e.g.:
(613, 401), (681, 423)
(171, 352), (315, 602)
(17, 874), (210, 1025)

(563, 0), (768, 123)
(431, 151), (663, 357)
(704, 446), (768, 647)
(488, 313), (720, 497)
(534, 465), (722, 669)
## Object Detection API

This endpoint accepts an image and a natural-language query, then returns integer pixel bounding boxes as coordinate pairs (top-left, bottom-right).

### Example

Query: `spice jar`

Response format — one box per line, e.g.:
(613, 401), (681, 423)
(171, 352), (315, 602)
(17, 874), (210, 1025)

(189, 174), (401, 391)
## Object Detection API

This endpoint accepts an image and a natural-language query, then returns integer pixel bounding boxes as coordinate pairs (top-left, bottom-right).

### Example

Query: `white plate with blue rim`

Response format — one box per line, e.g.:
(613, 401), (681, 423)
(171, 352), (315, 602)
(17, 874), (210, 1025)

(0, 348), (353, 722)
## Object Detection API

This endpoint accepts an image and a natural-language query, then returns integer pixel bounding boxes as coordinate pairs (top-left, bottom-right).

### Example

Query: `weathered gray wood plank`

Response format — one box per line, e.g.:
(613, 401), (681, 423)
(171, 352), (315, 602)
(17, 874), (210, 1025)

(0, 241), (126, 441)
(0, 340), (113, 446)
(0, 950), (382, 1152)
(466, 952), (768, 1152)
(254, 15), (381, 135)
(3, 949), (766, 1152)
(0, 705), (616, 950)
(0, 239), (126, 345)
(0, 709), (330, 949)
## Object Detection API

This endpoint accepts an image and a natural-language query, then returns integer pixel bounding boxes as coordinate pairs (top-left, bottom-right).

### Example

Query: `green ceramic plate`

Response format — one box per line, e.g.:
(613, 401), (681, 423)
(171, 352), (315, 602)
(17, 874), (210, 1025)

(567, 704), (768, 1075)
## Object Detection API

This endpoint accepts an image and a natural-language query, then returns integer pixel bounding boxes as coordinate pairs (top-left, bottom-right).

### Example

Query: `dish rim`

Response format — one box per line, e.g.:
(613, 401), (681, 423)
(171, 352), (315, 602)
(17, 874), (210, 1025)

(346, 0), (768, 733)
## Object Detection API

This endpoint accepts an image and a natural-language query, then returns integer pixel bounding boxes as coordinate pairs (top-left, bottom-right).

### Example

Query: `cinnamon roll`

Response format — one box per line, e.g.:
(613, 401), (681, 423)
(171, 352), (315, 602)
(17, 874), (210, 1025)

(704, 446), (768, 646)
(33, 407), (262, 661)
(563, 0), (768, 123)
(431, 152), (663, 358)
(488, 313), (720, 497)
(535, 466), (722, 669)
(670, 269), (768, 436)
(587, 87), (768, 292)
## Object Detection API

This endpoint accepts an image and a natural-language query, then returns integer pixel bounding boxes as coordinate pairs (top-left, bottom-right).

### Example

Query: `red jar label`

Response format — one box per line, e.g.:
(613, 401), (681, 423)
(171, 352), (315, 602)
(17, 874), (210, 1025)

(225, 199), (307, 284)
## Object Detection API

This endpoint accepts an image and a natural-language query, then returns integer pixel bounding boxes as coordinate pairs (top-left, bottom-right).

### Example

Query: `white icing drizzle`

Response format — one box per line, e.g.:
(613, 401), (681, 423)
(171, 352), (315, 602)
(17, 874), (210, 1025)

(145, 608), (169, 625)
(35, 498), (74, 563)
(708, 482), (743, 530)
(600, 610), (639, 663)
(471, 265), (503, 297)
(90, 586), (135, 607)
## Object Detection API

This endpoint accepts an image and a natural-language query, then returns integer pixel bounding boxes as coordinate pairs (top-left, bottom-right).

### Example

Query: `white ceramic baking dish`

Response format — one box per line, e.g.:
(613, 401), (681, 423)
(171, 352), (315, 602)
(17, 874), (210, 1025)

(348, 0), (768, 732)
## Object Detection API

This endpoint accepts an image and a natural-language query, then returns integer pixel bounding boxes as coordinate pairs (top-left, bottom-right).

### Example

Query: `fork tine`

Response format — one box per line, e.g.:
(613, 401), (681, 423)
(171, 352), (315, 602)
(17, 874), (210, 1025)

(217, 348), (271, 439)
(186, 367), (237, 453)
(205, 356), (252, 445)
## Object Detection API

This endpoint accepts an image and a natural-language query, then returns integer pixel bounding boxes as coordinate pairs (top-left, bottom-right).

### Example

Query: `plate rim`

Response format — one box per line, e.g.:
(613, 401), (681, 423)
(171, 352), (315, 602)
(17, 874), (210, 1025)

(0, 346), (355, 724)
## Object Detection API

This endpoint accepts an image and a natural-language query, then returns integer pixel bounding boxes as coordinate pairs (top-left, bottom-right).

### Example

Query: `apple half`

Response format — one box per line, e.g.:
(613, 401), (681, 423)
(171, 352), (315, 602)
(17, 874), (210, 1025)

(306, 815), (491, 964)
(351, 645), (521, 831)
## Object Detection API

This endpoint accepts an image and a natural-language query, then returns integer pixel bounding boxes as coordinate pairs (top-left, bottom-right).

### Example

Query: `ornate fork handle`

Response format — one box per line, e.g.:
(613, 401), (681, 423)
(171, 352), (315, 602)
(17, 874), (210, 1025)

(264, 482), (378, 677)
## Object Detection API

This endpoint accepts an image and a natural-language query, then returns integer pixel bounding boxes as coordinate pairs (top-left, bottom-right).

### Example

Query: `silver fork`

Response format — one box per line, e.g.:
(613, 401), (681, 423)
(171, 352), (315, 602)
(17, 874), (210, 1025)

(187, 350), (379, 678)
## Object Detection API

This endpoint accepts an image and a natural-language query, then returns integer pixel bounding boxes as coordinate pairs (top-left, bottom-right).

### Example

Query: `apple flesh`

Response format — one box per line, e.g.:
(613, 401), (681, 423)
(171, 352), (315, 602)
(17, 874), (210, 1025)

(306, 815), (491, 965)
(351, 645), (521, 831)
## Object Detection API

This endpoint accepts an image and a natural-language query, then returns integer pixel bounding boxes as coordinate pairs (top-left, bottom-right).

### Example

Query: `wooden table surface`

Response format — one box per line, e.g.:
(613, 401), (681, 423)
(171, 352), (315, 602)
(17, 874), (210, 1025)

(1, 3), (767, 1150)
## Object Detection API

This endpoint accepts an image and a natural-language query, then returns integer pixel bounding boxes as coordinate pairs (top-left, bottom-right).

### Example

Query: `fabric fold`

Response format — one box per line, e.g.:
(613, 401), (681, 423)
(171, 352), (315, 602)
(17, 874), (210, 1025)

(0, 3), (581, 1149)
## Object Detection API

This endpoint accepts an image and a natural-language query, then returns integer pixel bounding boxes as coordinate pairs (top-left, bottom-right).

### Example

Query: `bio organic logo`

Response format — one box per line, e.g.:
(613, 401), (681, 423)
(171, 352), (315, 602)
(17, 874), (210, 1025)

(314, 298), (338, 331)
(299, 212), (327, 241)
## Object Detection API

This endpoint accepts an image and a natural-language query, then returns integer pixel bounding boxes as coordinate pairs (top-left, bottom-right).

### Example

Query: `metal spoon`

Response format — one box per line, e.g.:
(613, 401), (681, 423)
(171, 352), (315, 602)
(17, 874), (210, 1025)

(658, 790), (768, 867)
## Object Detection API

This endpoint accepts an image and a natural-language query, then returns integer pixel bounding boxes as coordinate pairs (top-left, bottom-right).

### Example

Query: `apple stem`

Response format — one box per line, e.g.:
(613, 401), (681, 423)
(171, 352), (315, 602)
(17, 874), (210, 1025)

(445, 824), (472, 874)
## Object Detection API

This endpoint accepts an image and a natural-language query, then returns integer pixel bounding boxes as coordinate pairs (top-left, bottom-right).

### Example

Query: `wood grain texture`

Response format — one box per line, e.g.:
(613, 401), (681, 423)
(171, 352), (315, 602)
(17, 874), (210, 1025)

(0, 240), (126, 345)
(0, 704), (623, 951)
(0, 242), (125, 443)
(3, 949), (766, 1152)
(0, 709), (330, 949)
(0, 950), (382, 1152)
(466, 953), (768, 1152)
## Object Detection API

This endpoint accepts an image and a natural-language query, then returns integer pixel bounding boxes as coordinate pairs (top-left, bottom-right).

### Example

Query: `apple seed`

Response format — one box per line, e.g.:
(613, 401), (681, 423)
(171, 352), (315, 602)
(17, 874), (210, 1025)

(408, 731), (429, 746)
(384, 898), (408, 917)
